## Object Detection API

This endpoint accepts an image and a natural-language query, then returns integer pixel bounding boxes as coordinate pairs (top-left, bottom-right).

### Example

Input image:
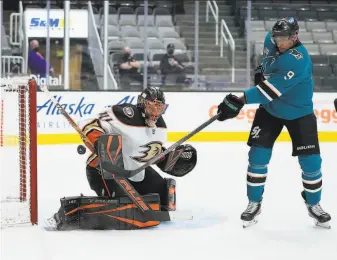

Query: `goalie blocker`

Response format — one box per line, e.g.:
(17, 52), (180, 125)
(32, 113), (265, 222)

(47, 134), (196, 230)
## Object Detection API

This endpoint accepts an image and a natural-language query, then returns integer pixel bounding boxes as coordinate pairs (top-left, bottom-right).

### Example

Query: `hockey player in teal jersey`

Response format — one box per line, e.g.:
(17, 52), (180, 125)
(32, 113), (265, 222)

(216, 17), (331, 228)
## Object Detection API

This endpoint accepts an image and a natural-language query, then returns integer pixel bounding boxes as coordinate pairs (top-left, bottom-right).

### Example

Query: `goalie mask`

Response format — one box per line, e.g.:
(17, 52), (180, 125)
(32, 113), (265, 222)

(137, 87), (166, 128)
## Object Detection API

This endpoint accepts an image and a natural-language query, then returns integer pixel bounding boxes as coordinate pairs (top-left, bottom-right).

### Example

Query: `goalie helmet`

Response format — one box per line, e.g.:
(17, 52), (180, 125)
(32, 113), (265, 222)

(137, 87), (166, 127)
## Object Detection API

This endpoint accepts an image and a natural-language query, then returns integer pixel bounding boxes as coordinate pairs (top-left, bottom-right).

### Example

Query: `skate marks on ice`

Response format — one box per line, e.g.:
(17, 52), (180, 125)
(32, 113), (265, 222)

(156, 209), (228, 230)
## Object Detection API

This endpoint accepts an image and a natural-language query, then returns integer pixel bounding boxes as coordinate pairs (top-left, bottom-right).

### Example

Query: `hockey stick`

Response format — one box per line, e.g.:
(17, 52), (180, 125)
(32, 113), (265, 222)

(39, 86), (191, 221)
(101, 113), (221, 178)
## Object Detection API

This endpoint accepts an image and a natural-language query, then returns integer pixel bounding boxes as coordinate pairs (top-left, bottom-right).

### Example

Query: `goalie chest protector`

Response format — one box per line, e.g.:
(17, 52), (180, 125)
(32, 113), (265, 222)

(98, 104), (167, 182)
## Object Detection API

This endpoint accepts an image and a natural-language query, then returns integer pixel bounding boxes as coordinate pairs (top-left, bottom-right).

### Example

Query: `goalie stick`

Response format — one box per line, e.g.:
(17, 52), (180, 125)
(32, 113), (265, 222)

(100, 113), (221, 179)
(40, 86), (194, 222)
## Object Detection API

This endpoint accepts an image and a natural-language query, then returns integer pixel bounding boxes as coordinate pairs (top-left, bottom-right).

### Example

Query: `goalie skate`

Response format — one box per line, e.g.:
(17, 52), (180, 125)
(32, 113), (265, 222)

(44, 213), (62, 231)
(241, 201), (261, 228)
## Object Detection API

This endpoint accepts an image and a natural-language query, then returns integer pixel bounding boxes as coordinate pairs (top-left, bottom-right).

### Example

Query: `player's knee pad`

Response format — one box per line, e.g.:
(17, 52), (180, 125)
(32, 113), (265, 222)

(298, 154), (322, 174)
(56, 194), (161, 230)
(248, 146), (272, 173)
(162, 178), (176, 211)
(298, 154), (322, 194)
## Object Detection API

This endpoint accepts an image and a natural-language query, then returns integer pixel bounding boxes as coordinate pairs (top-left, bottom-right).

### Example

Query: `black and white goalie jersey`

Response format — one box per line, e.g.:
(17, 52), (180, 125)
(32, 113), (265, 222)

(79, 104), (167, 182)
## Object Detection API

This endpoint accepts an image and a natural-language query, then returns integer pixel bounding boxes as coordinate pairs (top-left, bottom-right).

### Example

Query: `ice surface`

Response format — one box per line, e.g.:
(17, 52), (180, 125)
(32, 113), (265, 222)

(1, 142), (337, 260)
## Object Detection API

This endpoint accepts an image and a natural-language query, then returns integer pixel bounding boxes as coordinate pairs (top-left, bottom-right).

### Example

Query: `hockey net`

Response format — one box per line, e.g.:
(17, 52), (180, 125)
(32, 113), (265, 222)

(0, 76), (37, 228)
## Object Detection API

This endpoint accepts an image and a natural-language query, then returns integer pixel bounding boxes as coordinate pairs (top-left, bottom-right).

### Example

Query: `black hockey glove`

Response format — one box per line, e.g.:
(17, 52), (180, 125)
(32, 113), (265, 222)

(217, 94), (245, 121)
(254, 65), (265, 85)
(156, 144), (197, 177)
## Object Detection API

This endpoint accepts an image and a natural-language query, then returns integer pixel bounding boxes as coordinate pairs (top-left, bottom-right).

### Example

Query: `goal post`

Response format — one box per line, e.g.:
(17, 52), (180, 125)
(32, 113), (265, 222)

(0, 76), (38, 227)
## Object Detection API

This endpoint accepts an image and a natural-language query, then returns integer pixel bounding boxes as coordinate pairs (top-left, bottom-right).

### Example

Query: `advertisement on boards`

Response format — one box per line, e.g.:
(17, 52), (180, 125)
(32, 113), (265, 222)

(36, 92), (337, 136)
(24, 9), (88, 38)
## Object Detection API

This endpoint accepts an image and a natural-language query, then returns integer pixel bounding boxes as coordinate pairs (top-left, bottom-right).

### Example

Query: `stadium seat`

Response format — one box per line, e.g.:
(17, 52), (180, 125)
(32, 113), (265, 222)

(320, 43), (337, 55)
(297, 21), (307, 32)
(124, 38), (144, 49)
(155, 13), (173, 27)
(138, 26), (159, 39)
(108, 39), (126, 52)
(317, 11), (337, 21)
(299, 31), (314, 44)
(147, 38), (166, 49)
(137, 15), (155, 26)
(121, 26), (140, 38)
(322, 76), (337, 88)
(326, 21), (337, 31)
(158, 30), (180, 39)
(297, 9), (318, 21)
(258, 8), (279, 20)
(305, 44), (321, 55)
(310, 55), (328, 64)
(101, 25), (120, 40)
(118, 7), (136, 26)
(99, 6), (117, 15)
(313, 64), (333, 76)
(136, 7), (155, 26)
(305, 21), (327, 31)
(157, 26), (176, 35)
(328, 54), (337, 65)
(333, 30), (337, 41)
(312, 31), (334, 43)
(150, 50), (166, 68)
(277, 8), (297, 19)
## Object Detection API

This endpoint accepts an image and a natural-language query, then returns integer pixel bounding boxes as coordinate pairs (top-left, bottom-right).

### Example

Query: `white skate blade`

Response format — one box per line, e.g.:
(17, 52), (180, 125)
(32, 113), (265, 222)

(168, 211), (193, 221)
(242, 218), (258, 228)
(43, 216), (59, 231)
(314, 220), (331, 229)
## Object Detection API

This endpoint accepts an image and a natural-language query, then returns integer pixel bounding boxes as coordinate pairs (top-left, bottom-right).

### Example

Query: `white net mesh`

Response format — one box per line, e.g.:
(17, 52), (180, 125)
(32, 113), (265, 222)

(0, 76), (37, 228)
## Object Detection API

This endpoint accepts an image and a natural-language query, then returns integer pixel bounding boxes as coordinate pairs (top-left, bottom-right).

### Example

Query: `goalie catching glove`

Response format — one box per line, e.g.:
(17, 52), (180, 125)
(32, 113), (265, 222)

(156, 144), (197, 177)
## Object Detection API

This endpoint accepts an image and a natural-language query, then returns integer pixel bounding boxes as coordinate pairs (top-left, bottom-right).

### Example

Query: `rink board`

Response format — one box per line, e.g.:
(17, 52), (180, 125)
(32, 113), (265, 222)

(5, 92), (337, 145)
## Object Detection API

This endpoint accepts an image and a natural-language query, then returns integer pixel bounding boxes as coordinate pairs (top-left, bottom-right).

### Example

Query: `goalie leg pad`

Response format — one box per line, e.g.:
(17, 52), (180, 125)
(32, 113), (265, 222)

(56, 194), (161, 230)
(162, 178), (176, 211)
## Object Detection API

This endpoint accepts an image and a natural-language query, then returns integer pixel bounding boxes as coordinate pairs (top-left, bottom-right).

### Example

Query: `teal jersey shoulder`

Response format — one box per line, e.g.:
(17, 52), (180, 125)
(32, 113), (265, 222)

(244, 33), (314, 120)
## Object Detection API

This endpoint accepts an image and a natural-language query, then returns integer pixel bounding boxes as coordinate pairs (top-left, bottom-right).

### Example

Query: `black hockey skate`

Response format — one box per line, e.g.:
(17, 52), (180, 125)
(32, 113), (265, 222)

(241, 201), (262, 228)
(301, 191), (331, 229)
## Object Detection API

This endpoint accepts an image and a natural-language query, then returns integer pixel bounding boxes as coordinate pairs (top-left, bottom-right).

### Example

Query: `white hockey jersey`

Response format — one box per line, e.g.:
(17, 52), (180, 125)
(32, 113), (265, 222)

(80, 104), (167, 182)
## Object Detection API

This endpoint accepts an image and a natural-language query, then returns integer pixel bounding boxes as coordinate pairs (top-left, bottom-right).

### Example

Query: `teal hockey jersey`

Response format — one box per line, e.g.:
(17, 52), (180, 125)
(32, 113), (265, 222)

(244, 31), (314, 120)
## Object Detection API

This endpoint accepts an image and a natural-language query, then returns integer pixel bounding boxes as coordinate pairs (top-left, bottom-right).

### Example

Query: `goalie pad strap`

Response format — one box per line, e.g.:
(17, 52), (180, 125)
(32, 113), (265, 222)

(57, 194), (161, 230)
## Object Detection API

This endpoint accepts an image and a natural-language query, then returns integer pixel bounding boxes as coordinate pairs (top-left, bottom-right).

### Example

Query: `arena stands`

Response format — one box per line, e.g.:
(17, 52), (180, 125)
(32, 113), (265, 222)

(89, 1), (195, 88)
(225, 0), (337, 91)
(3, 0), (337, 91)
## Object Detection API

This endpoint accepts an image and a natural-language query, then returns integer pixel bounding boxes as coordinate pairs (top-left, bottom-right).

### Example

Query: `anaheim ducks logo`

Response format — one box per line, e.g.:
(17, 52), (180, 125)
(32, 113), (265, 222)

(131, 141), (163, 163)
